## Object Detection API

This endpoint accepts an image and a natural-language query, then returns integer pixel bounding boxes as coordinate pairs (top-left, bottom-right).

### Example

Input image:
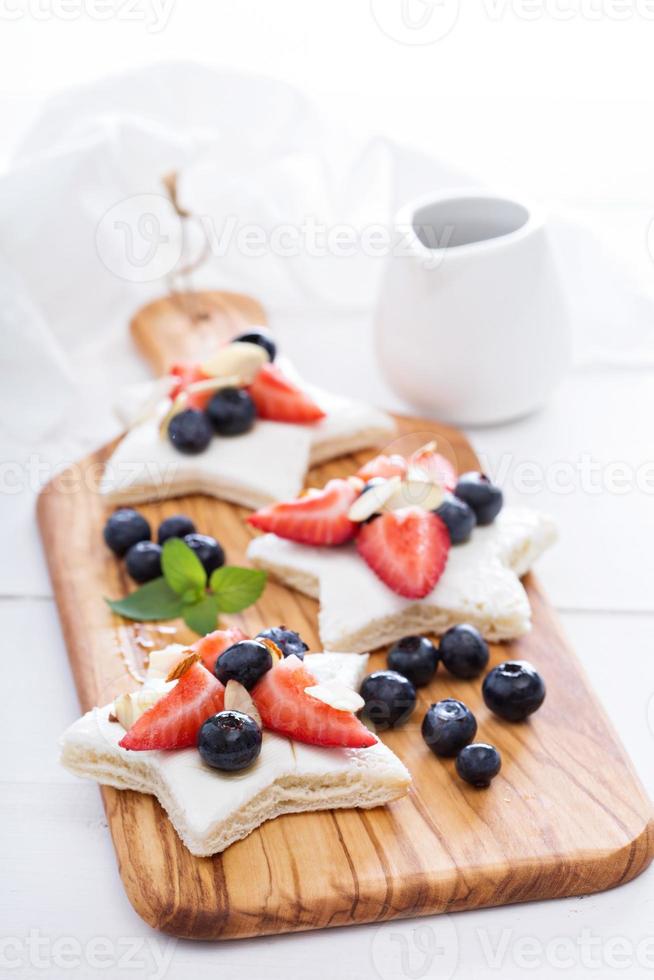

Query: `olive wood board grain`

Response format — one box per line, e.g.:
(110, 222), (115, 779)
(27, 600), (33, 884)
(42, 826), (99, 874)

(37, 290), (654, 940)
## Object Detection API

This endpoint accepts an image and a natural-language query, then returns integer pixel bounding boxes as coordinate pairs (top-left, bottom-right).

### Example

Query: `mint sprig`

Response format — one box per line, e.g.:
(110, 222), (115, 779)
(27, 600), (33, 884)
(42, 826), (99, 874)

(106, 539), (266, 635)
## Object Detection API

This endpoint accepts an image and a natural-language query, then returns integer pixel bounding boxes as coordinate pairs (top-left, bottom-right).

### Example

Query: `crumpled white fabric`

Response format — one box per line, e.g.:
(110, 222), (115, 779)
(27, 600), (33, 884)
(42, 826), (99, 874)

(4, 61), (654, 446)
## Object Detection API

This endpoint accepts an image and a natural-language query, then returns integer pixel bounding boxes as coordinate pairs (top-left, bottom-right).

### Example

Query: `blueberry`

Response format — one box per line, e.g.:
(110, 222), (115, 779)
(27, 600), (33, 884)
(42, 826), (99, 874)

(125, 541), (162, 583)
(206, 387), (256, 437)
(157, 514), (196, 545)
(435, 494), (476, 544)
(256, 626), (308, 660)
(167, 409), (213, 455)
(232, 329), (276, 362)
(183, 533), (225, 576)
(103, 508), (151, 557)
(198, 710), (262, 772)
(214, 640), (273, 690)
(421, 699), (477, 756)
(439, 624), (489, 679)
(387, 635), (439, 687)
(482, 660), (545, 721)
(453, 472), (503, 525)
(456, 743), (502, 787)
(359, 670), (416, 730)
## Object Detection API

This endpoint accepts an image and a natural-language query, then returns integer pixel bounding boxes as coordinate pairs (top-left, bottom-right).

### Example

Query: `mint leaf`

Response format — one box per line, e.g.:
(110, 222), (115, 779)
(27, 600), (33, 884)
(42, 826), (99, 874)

(161, 538), (206, 596)
(182, 595), (220, 635)
(106, 578), (185, 622)
(209, 566), (267, 613)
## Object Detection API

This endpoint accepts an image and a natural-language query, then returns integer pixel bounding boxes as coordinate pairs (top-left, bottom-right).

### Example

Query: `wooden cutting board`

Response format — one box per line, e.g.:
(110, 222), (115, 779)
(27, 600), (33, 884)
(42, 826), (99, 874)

(38, 291), (653, 940)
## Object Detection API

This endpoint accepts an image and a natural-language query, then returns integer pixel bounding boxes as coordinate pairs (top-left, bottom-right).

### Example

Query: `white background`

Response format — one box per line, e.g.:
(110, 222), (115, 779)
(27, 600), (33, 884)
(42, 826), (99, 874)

(2, 4), (654, 980)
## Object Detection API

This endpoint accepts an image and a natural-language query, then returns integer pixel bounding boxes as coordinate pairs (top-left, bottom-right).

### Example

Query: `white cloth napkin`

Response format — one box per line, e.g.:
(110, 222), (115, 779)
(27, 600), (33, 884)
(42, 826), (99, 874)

(2, 62), (654, 604)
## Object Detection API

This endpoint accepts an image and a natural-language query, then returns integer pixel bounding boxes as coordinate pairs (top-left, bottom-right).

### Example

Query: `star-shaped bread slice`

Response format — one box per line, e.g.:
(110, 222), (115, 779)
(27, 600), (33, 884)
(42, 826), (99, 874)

(60, 653), (410, 857)
(247, 508), (557, 652)
(100, 374), (395, 509)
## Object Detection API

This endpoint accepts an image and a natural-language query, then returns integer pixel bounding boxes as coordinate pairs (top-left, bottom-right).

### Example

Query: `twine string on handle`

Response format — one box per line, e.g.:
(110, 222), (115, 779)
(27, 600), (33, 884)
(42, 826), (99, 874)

(162, 171), (213, 323)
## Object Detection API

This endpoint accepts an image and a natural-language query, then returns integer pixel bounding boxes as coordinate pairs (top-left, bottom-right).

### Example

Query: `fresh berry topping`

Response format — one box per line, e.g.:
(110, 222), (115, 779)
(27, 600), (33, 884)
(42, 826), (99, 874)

(482, 661), (545, 721)
(435, 493), (476, 544)
(256, 626), (308, 660)
(252, 655), (376, 748)
(183, 533), (225, 575)
(355, 507), (450, 599)
(359, 670), (416, 730)
(206, 387), (256, 436)
(214, 640), (273, 691)
(167, 409), (213, 455)
(169, 362), (211, 410)
(248, 478), (359, 546)
(421, 699), (477, 757)
(387, 635), (439, 687)
(439, 624), (489, 679)
(193, 627), (249, 673)
(197, 710), (262, 772)
(125, 541), (162, 584)
(119, 662), (225, 751)
(232, 329), (276, 362)
(410, 446), (457, 491)
(454, 472), (503, 525)
(356, 454), (408, 482)
(103, 508), (151, 557)
(248, 363), (325, 424)
(157, 514), (196, 545)
(456, 743), (502, 787)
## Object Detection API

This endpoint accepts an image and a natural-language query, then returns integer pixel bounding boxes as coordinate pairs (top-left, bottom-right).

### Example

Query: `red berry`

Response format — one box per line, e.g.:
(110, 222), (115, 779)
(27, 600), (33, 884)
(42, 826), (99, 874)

(119, 662), (225, 751)
(248, 363), (325, 424)
(252, 656), (376, 748)
(248, 478), (358, 546)
(356, 507), (450, 599)
(193, 627), (249, 673)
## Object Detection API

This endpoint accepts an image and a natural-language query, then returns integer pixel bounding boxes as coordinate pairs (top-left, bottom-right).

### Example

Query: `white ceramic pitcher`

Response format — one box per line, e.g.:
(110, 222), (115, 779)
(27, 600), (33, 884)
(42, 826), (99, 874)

(374, 191), (571, 426)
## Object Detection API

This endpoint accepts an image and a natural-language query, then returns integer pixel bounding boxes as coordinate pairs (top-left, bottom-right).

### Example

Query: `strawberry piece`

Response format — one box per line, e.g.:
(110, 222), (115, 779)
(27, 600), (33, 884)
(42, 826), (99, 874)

(193, 627), (249, 673)
(169, 362), (211, 410)
(356, 507), (450, 599)
(410, 447), (456, 491)
(252, 655), (376, 748)
(248, 478), (358, 546)
(119, 663), (225, 751)
(356, 453), (408, 482)
(248, 363), (326, 424)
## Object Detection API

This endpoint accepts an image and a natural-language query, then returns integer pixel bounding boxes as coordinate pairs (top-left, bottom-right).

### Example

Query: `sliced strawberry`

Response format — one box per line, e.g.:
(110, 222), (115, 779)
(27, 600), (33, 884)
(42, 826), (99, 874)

(252, 655), (376, 748)
(169, 362), (212, 410)
(356, 453), (408, 482)
(410, 447), (456, 491)
(119, 663), (225, 751)
(248, 478), (358, 545)
(356, 506), (450, 599)
(248, 363), (325, 424)
(193, 627), (249, 673)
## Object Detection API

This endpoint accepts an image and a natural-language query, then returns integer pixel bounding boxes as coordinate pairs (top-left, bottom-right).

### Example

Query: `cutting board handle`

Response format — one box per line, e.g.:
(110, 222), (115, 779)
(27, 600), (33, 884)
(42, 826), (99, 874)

(130, 290), (268, 377)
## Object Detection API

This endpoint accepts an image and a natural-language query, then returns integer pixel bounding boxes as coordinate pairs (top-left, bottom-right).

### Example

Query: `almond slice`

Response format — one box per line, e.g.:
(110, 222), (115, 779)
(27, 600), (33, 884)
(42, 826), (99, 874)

(304, 681), (365, 713)
(224, 679), (262, 727)
(258, 637), (284, 664)
(201, 342), (268, 384)
(385, 478), (445, 513)
(113, 683), (175, 730)
(347, 475), (401, 523)
(158, 392), (189, 438)
(165, 651), (200, 682)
